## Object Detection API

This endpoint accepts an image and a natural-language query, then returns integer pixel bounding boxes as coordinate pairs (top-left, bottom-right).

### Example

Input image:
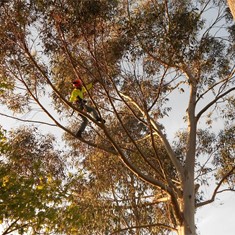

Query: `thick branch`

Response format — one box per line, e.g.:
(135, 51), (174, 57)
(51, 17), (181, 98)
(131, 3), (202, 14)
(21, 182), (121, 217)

(120, 92), (184, 178)
(228, 0), (235, 20)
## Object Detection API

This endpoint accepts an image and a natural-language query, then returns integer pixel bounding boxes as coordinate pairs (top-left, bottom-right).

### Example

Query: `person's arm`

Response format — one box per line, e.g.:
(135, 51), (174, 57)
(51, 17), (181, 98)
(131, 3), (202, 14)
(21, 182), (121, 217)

(84, 82), (93, 91)
(82, 83), (92, 94)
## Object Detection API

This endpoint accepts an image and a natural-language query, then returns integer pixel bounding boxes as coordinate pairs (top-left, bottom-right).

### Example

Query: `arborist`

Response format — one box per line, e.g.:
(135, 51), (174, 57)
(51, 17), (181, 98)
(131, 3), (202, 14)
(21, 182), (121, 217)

(69, 79), (105, 137)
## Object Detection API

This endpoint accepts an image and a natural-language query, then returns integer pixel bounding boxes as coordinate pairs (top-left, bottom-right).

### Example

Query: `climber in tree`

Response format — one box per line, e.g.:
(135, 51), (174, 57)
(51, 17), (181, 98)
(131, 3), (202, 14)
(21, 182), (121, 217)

(69, 79), (104, 137)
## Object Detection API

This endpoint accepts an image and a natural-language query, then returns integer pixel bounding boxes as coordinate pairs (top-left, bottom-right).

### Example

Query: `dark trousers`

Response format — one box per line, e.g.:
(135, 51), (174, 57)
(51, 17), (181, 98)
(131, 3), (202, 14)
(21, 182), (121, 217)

(77, 103), (100, 134)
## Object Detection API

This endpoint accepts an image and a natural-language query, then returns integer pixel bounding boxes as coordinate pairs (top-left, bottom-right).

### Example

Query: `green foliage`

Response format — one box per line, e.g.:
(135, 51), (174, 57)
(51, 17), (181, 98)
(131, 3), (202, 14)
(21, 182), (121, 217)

(0, 127), (8, 154)
(4, 126), (64, 178)
(214, 126), (235, 182)
(0, 127), (63, 234)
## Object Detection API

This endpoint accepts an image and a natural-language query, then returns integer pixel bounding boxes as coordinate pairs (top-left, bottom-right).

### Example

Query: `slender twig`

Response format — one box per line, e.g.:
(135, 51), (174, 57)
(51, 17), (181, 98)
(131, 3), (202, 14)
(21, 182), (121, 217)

(196, 87), (235, 121)
(196, 166), (235, 207)
(196, 68), (235, 104)
(0, 112), (57, 127)
(110, 222), (177, 234)
(148, 67), (169, 112)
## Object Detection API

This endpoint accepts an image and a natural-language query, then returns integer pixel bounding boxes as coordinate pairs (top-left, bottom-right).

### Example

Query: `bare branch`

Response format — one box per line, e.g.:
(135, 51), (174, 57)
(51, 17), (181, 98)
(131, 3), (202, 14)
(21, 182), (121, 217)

(147, 66), (169, 112)
(110, 222), (177, 234)
(196, 166), (235, 207)
(2, 219), (20, 235)
(196, 68), (235, 104)
(2, 219), (30, 235)
(0, 112), (57, 127)
(196, 87), (235, 121)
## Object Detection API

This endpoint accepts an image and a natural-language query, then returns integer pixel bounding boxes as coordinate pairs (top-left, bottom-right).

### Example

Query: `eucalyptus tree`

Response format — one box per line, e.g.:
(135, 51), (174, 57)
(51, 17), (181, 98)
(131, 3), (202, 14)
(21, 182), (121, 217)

(0, 1), (234, 235)
(66, 133), (176, 235)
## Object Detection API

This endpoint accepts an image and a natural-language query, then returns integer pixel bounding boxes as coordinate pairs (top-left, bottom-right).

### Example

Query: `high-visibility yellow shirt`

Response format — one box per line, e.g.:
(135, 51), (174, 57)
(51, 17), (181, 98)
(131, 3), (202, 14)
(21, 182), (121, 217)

(69, 83), (93, 102)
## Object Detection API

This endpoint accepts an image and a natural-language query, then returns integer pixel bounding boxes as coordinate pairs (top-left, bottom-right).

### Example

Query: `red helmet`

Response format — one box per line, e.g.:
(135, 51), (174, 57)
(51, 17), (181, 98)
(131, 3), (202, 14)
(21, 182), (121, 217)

(72, 79), (82, 88)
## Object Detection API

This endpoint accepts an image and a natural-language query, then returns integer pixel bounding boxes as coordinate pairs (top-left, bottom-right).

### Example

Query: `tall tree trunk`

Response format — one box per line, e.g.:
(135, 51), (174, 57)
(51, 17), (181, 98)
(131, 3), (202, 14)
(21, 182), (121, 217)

(177, 172), (196, 235)
(180, 170), (196, 235)
(182, 123), (197, 235)
(179, 74), (197, 235)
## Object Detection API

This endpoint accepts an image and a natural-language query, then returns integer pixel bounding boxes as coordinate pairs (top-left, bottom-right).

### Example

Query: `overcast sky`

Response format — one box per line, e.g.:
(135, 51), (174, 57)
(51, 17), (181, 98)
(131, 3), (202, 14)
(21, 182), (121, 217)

(197, 192), (235, 235)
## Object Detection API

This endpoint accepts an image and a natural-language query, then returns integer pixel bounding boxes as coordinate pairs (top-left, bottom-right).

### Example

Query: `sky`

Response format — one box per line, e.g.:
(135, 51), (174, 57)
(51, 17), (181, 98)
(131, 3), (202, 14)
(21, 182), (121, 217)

(197, 192), (235, 235)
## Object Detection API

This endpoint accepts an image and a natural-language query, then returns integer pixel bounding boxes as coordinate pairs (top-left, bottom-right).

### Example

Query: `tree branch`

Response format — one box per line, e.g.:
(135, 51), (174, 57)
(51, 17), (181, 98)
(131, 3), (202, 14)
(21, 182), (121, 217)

(147, 66), (169, 112)
(110, 222), (177, 234)
(103, 78), (165, 177)
(0, 112), (57, 127)
(196, 87), (235, 121)
(196, 68), (235, 104)
(196, 165), (235, 207)
(2, 219), (30, 235)
(120, 92), (184, 178)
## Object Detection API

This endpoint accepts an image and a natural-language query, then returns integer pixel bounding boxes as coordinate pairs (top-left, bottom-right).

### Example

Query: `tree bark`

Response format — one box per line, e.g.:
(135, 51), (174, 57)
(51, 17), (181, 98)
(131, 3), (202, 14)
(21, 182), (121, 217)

(182, 123), (197, 235)
(178, 225), (185, 235)
(228, 0), (235, 19)
(181, 170), (196, 235)
(180, 69), (198, 235)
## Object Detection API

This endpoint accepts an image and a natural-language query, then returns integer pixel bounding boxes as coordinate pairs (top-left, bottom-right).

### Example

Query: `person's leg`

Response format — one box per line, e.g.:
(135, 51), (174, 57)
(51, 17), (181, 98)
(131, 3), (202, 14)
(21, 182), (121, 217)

(76, 104), (105, 137)
(85, 104), (103, 121)
(85, 105), (105, 123)
(76, 115), (88, 137)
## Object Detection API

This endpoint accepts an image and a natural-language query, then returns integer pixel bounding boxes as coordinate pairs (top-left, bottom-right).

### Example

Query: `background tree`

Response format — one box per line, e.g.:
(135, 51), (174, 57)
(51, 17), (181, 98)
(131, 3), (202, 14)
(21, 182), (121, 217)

(0, 0), (234, 235)
(0, 126), (65, 234)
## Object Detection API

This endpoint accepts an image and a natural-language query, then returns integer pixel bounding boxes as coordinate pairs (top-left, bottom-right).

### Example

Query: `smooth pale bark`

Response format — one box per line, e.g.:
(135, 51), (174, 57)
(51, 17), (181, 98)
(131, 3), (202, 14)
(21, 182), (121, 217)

(228, 0), (235, 19)
(179, 70), (198, 235)
(178, 225), (185, 235)
(181, 171), (196, 235)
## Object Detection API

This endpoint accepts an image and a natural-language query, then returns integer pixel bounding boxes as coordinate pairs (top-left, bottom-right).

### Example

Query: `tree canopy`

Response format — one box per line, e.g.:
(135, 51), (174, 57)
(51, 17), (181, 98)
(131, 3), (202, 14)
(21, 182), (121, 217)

(0, 0), (234, 235)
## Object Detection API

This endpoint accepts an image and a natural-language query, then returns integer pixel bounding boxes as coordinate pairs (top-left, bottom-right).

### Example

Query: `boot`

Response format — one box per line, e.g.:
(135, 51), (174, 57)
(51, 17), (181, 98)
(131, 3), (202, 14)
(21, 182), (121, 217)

(96, 117), (105, 123)
(76, 130), (83, 138)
